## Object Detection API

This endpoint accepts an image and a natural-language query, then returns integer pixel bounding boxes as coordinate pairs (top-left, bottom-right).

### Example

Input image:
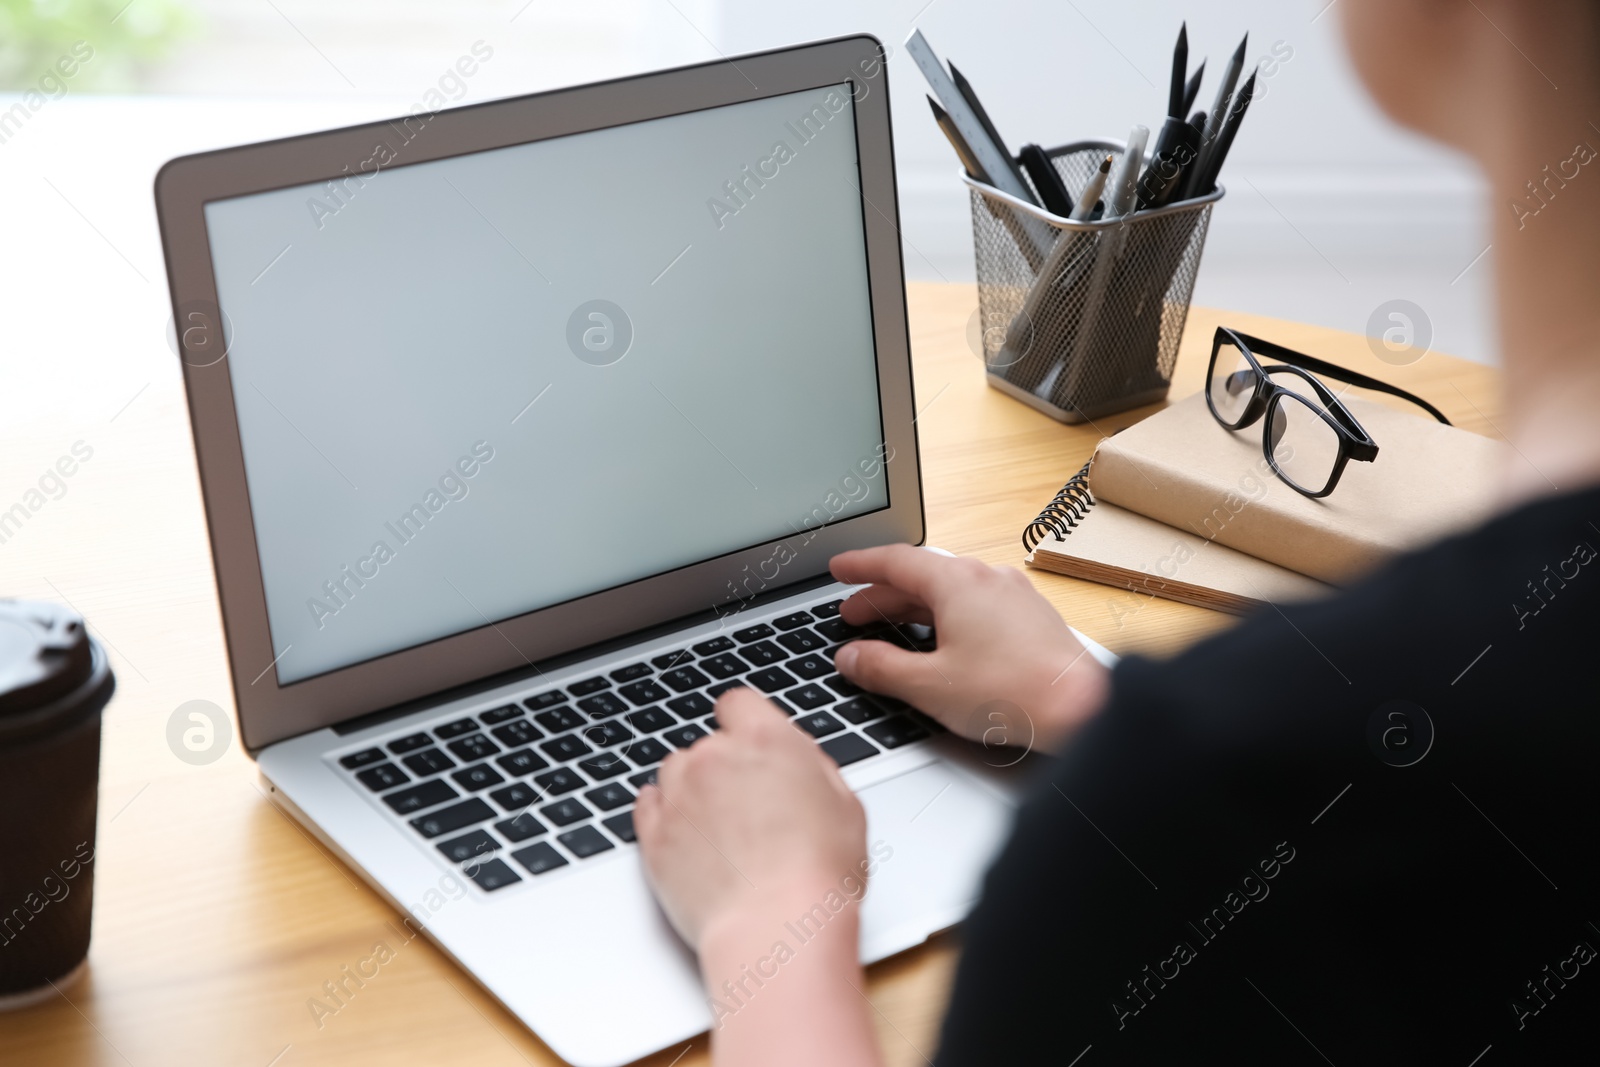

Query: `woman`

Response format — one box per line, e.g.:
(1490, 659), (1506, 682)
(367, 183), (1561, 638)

(635, 1), (1600, 1061)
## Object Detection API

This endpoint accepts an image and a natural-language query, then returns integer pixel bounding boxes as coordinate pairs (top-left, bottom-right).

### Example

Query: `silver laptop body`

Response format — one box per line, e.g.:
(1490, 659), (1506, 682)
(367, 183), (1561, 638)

(155, 35), (1073, 1065)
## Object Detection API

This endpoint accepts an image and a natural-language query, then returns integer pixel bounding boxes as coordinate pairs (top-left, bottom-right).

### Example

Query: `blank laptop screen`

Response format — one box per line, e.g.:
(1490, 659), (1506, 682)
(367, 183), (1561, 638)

(202, 84), (887, 685)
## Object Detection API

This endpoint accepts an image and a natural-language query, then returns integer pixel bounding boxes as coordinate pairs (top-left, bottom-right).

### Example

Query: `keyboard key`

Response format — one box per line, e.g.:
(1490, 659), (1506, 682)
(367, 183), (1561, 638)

(496, 747), (549, 776)
(541, 798), (593, 827)
(559, 825), (615, 859)
(622, 736), (671, 767)
(541, 734), (594, 762)
(708, 680), (745, 699)
(496, 812), (548, 842)
(776, 628), (826, 654)
(581, 720), (634, 748)
(410, 798), (495, 838)
(812, 599), (843, 618)
(435, 718), (480, 739)
(448, 734), (500, 762)
(659, 665), (713, 694)
(833, 698), (885, 725)
(820, 733), (879, 767)
(437, 829), (499, 864)
(628, 768), (659, 789)
(733, 623), (775, 643)
(451, 763), (505, 792)
(692, 636), (735, 656)
(666, 692), (713, 718)
(480, 705), (524, 725)
(814, 617), (858, 642)
(618, 679), (671, 706)
(534, 706), (585, 733)
(769, 695), (797, 716)
(911, 709), (949, 734)
(340, 748), (385, 770)
(627, 706), (676, 733)
(585, 782), (635, 812)
(490, 782), (540, 811)
(466, 857), (522, 891)
(512, 841), (568, 875)
(356, 763), (409, 791)
(577, 692), (629, 720)
(602, 811), (636, 843)
(738, 640), (788, 667)
(578, 752), (630, 780)
(773, 611), (815, 631)
(746, 666), (798, 693)
(703, 713), (721, 731)
(492, 719), (542, 747)
(525, 690), (568, 710)
(700, 652), (746, 680)
(864, 716), (931, 749)
(787, 653), (832, 680)
(826, 675), (863, 698)
(652, 649), (693, 670)
(787, 683), (834, 711)
(383, 779), (458, 814)
(388, 733), (433, 755)
(662, 724), (707, 748)
(569, 676), (611, 696)
(796, 711), (845, 738)
(610, 662), (653, 683)
(533, 767), (586, 796)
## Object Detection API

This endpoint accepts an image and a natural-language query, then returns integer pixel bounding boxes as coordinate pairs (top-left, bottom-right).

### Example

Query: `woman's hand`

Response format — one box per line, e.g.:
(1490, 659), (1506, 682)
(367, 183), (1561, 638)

(635, 687), (868, 951)
(635, 689), (882, 1067)
(830, 545), (1110, 753)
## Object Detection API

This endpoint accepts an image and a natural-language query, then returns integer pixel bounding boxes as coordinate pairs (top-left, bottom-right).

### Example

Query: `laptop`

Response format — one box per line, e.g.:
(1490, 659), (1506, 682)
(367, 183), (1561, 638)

(154, 35), (1113, 1066)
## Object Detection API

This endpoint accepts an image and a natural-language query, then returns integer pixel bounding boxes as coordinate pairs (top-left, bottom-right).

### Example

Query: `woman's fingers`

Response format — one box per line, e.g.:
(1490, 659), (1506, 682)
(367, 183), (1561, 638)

(839, 584), (934, 627)
(830, 545), (960, 609)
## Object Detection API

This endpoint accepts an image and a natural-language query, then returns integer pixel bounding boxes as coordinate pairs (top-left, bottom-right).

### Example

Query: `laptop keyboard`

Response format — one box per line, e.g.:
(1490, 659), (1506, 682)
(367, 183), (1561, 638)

(332, 598), (943, 893)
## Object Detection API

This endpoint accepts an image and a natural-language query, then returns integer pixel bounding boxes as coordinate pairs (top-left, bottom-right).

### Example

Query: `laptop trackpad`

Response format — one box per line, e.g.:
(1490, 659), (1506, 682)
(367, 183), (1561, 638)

(855, 761), (1015, 961)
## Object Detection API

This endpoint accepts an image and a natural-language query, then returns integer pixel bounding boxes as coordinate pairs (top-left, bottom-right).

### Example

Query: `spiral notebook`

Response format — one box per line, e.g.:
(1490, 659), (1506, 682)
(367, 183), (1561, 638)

(1023, 391), (1504, 613)
(1024, 461), (1329, 613)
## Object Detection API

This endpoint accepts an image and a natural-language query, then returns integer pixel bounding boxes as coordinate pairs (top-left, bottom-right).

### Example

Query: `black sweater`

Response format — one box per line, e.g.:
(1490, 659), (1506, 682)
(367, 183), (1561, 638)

(936, 486), (1600, 1064)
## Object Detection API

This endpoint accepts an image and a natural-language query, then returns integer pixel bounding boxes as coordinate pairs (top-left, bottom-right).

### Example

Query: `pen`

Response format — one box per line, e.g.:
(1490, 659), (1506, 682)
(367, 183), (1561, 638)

(1167, 22), (1188, 119)
(1069, 154), (1113, 221)
(1018, 143), (1075, 218)
(1181, 59), (1205, 117)
(1194, 68), (1255, 194)
(1202, 34), (1248, 151)
(1106, 124), (1149, 219)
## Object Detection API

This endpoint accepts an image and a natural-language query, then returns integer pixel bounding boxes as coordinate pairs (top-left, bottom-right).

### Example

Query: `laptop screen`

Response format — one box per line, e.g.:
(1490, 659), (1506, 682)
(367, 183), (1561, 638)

(202, 83), (887, 685)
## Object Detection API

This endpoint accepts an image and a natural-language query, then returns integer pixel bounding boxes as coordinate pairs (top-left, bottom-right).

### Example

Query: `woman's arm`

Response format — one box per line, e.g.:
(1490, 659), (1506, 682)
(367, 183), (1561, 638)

(635, 691), (883, 1067)
(635, 546), (1110, 1064)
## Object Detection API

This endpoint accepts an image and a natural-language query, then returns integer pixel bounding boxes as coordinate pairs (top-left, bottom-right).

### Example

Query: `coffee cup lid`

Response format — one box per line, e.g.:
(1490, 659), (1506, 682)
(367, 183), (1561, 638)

(0, 599), (97, 716)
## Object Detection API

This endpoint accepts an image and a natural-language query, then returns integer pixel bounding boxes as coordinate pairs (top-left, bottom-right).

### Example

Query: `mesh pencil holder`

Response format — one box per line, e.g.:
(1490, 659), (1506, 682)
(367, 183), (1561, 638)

(965, 140), (1222, 423)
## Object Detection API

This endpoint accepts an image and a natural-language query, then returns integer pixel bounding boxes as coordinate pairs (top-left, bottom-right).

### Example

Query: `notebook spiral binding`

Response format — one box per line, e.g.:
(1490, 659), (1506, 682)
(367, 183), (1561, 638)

(1022, 460), (1096, 552)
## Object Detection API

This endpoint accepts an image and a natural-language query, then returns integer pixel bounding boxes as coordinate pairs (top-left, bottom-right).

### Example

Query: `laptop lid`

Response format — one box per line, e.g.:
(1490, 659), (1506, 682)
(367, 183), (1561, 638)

(155, 35), (922, 753)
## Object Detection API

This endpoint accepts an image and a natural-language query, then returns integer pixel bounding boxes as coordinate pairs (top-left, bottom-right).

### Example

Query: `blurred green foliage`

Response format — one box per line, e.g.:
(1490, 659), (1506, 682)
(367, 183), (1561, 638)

(0, 0), (195, 90)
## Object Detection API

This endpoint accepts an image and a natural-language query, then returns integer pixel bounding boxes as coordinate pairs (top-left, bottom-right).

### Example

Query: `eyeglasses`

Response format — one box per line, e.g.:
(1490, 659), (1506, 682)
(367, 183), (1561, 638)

(1206, 327), (1450, 498)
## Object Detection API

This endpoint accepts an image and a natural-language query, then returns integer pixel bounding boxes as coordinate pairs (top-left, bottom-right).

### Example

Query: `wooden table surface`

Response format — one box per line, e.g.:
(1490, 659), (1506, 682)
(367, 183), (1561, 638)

(0, 282), (1500, 1066)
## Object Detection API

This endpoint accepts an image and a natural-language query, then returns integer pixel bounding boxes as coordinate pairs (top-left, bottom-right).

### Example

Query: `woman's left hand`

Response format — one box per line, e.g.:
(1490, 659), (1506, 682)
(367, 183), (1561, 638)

(634, 686), (869, 951)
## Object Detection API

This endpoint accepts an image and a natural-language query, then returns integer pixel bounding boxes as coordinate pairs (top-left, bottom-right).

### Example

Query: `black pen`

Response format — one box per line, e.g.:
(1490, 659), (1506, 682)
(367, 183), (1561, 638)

(1167, 21), (1188, 119)
(1182, 59), (1205, 117)
(1195, 69), (1256, 194)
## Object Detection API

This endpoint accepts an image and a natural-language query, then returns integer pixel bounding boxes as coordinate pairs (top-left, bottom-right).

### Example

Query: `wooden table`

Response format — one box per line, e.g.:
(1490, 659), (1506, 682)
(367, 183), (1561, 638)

(0, 283), (1500, 1066)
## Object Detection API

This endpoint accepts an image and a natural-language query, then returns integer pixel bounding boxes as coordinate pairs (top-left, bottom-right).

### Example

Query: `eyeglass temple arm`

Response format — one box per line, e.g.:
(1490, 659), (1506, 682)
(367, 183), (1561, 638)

(1227, 331), (1452, 425)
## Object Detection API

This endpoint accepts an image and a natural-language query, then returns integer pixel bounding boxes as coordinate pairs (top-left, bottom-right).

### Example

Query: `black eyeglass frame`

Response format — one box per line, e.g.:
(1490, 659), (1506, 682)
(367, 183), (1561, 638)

(1205, 327), (1451, 498)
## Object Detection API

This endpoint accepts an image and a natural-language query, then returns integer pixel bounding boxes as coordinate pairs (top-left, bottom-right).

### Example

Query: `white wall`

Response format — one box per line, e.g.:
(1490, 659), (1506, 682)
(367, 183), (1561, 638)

(27, 0), (1501, 361)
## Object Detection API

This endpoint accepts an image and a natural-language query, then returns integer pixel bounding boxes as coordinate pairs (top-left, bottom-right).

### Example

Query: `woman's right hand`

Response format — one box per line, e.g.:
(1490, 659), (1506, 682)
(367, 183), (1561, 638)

(829, 545), (1110, 754)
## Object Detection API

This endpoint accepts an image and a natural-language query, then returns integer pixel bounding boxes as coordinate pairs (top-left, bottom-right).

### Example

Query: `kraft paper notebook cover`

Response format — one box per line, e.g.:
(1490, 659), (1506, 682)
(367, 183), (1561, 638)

(1024, 390), (1505, 612)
